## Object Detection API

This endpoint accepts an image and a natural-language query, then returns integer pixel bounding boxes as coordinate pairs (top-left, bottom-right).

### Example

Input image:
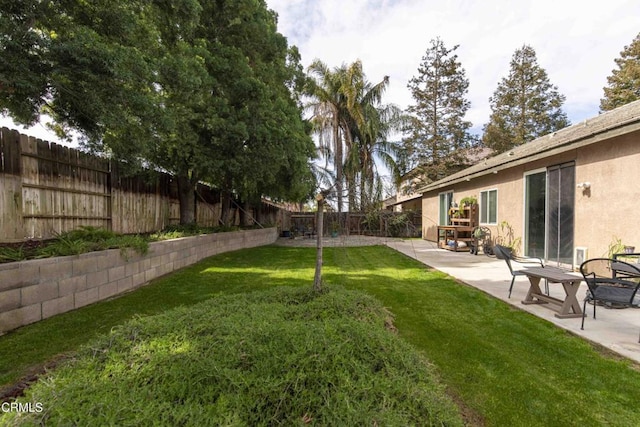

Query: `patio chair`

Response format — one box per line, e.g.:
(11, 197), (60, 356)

(493, 244), (547, 298)
(612, 252), (640, 279)
(579, 258), (640, 336)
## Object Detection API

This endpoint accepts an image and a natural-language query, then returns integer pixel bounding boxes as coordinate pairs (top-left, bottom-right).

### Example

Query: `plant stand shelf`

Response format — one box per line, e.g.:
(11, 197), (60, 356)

(437, 225), (474, 252)
(437, 203), (479, 252)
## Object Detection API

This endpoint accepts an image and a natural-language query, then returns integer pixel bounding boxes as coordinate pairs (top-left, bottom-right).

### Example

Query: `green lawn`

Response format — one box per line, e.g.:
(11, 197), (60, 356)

(1, 286), (463, 426)
(2, 245), (640, 425)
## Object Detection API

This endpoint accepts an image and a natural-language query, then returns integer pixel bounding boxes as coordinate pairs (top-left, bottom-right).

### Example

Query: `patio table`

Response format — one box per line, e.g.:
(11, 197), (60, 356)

(520, 267), (583, 319)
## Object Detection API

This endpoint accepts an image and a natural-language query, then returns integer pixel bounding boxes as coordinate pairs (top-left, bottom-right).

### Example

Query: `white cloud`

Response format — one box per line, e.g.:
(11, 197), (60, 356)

(267, 0), (640, 133)
(4, 1), (638, 143)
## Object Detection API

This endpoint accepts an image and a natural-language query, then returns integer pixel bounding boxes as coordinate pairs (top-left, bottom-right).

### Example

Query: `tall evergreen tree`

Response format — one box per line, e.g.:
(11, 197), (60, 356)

(402, 38), (477, 185)
(482, 45), (569, 153)
(600, 32), (640, 112)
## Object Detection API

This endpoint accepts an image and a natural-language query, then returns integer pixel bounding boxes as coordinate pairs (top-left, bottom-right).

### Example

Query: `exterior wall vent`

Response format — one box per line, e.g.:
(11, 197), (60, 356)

(574, 247), (588, 271)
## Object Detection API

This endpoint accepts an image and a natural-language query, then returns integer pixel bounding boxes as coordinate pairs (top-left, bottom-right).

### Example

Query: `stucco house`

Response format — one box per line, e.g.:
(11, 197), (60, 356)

(383, 174), (422, 213)
(418, 99), (640, 269)
(386, 148), (492, 213)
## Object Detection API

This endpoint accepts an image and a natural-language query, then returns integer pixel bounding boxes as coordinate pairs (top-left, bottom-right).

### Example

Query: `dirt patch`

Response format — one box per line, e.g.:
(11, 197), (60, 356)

(0, 354), (72, 403)
(446, 387), (486, 426)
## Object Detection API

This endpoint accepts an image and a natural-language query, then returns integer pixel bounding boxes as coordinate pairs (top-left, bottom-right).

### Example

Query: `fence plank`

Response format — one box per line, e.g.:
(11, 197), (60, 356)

(0, 129), (286, 241)
(0, 128), (21, 175)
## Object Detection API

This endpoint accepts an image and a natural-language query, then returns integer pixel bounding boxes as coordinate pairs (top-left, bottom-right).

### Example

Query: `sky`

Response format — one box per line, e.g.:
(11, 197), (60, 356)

(2, 0), (638, 143)
(265, 0), (640, 135)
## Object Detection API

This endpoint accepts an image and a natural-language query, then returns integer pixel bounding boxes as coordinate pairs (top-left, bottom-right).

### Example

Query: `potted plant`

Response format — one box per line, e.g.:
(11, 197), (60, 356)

(605, 236), (627, 259)
(604, 237), (635, 261)
(459, 196), (477, 208)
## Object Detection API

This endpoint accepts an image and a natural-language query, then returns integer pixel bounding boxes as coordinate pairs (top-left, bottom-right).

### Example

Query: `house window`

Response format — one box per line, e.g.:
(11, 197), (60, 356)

(480, 189), (497, 225)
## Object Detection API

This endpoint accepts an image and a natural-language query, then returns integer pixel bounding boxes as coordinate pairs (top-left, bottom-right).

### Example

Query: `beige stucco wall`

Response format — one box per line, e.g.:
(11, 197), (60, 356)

(421, 129), (640, 265)
(574, 132), (640, 258)
(422, 170), (525, 243)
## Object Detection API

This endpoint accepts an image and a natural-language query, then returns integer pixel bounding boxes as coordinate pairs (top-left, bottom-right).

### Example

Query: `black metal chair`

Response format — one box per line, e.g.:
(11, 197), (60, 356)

(493, 244), (547, 298)
(612, 253), (640, 281)
(579, 258), (640, 338)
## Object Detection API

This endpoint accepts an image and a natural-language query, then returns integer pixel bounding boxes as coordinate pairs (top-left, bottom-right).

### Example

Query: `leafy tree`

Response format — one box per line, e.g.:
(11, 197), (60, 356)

(190, 0), (315, 224)
(0, 0), (51, 123)
(402, 38), (477, 185)
(0, 0), (314, 224)
(600, 32), (640, 112)
(482, 45), (570, 153)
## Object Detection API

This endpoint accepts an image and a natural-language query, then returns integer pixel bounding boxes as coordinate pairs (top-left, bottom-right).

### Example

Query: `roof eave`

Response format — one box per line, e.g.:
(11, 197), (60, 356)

(417, 116), (640, 194)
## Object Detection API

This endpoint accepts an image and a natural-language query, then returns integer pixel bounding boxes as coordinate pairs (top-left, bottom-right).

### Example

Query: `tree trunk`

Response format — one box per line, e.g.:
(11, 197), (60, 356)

(240, 201), (253, 227)
(221, 190), (233, 227)
(177, 174), (197, 225)
(334, 120), (343, 213)
(220, 175), (234, 226)
(313, 198), (325, 292)
(254, 203), (261, 227)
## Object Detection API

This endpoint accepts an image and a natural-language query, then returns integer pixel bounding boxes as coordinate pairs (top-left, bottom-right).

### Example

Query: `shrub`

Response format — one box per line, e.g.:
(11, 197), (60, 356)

(33, 227), (148, 259)
(149, 224), (240, 242)
(1, 287), (462, 426)
(0, 246), (28, 262)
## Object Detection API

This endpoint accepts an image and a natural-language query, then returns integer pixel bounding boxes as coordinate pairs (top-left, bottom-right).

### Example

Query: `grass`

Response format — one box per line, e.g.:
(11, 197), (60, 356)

(1, 287), (462, 426)
(2, 245), (640, 425)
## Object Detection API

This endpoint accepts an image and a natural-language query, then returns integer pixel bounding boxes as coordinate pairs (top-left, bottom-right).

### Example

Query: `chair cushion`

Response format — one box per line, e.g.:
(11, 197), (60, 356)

(593, 286), (637, 305)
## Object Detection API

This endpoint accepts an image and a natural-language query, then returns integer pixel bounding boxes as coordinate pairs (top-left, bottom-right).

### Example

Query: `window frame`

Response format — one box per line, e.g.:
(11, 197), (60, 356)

(480, 188), (498, 225)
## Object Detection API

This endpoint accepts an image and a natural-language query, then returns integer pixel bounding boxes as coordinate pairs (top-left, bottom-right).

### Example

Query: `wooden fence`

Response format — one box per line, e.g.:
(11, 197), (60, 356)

(0, 128), (285, 242)
(289, 211), (422, 238)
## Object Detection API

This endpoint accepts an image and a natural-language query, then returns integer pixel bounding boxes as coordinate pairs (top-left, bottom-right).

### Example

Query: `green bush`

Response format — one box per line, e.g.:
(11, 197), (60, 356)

(388, 213), (409, 237)
(149, 224), (240, 242)
(0, 246), (28, 262)
(34, 227), (148, 259)
(0, 224), (252, 264)
(1, 287), (462, 426)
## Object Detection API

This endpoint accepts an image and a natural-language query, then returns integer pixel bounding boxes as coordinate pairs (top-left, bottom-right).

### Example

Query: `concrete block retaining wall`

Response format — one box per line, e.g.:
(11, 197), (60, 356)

(0, 228), (278, 334)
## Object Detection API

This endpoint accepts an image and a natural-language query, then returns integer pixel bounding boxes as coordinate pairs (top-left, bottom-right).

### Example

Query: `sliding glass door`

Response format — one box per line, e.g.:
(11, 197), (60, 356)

(524, 171), (546, 258)
(547, 163), (575, 265)
(524, 163), (575, 265)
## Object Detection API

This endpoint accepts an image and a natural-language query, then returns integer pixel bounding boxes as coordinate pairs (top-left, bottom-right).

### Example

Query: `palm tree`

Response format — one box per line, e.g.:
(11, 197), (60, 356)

(307, 59), (403, 212)
(307, 60), (349, 213)
(354, 102), (404, 211)
(339, 61), (404, 211)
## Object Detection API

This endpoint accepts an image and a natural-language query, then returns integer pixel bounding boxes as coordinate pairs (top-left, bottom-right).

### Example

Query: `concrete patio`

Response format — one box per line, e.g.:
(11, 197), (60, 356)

(276, 235), (640, 363)
(383, 238), (640, 364)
